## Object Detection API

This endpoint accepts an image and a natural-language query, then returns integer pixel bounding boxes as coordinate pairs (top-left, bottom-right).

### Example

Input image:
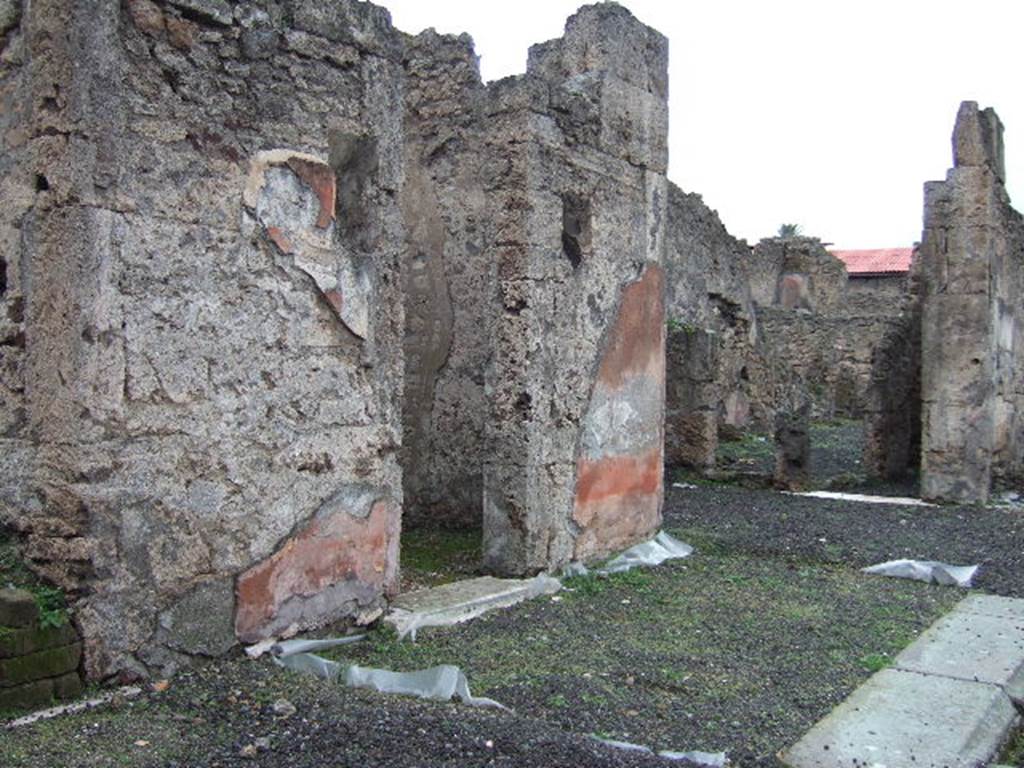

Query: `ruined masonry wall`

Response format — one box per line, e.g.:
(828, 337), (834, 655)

(399, 31), (492, 530)
(0, 0), (406, 679)
(482, 5), (669, 574)
(663, 185), (772, 445)
(920, 102), (1024, 502)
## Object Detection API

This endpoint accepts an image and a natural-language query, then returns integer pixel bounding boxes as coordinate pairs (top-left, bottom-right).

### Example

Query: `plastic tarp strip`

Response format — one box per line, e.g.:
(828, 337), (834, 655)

(271, 638), (507, 710)
(565, 530), (694, 577)
(594, 736), (727, 766)
(862, 559), (979, 587)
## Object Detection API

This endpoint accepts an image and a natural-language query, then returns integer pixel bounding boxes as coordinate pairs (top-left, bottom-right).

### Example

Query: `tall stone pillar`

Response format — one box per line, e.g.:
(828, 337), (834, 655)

(481, 5), (669, 574)
(920, 102), (1024, 502)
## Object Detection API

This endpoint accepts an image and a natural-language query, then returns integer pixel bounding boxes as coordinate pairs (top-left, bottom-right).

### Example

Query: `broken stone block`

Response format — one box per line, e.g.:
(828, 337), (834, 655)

(159, 579), (237, 658)
(0, 643), (81, 688)
(774, 402), (810, 490)
(0, 588), (39, 628)
(953, 100), (1005, 182)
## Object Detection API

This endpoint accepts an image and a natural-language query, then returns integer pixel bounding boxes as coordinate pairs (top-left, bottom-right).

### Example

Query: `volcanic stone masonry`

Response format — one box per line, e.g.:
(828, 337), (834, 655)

(0, 0), (668, 679)
(919, 102), (1024, 503)
(480, 6), (668, 574)
(1, 0), (1021, 684)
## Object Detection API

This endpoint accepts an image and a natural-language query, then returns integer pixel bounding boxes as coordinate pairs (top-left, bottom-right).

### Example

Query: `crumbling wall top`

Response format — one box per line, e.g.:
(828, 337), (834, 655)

(953, 100), (1005, 183)
(526, 3), (668, 99)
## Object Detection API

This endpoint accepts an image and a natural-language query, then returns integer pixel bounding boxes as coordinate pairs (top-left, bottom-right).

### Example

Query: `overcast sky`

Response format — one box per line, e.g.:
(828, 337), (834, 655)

(380, 0), (1022, 249)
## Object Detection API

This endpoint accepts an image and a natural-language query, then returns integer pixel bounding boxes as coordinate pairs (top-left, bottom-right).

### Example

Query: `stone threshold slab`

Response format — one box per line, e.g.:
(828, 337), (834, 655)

(385, 575), (561, 638)
(782, 595), (1024, 768)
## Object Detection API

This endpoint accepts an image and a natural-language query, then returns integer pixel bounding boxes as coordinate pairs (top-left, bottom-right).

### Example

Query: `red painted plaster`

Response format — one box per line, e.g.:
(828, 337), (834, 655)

(234, 498), (399, 642)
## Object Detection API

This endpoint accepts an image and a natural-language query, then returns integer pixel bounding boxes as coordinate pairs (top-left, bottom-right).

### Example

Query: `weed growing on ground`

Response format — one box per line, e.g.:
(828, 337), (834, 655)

(1000, 725), (1024, 764)
(858, 653), (891, 673)
(399, 527), (481, 588)
(1, 529), (69, 628)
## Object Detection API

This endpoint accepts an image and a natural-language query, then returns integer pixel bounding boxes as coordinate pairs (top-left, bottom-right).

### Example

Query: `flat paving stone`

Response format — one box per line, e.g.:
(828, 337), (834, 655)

(955, 593), (1024, 621)
(894, 610), (1024, 695)
(782, 668), (1019, 768)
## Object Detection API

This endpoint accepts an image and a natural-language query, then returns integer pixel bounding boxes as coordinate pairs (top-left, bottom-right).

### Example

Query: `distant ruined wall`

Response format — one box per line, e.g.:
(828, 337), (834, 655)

(920, 101), (1024, 503)
(663, 215), (914, 473)
(482, 5), (668, 574)
(0, 0), (406, 680)
(664, 185), (772, 444)
(749, 238), (908, 423)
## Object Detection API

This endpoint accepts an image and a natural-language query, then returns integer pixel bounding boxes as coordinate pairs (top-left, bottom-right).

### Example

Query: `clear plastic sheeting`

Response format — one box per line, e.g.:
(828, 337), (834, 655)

(565, 531), (694, 577)
(594, 736), (727, 766)
(346, 664), (507, 710)
(862, 559), (979, 587)
(271, 637), (507, 709)
(271, 635), (364, 657)
(661, 751), (729, 767)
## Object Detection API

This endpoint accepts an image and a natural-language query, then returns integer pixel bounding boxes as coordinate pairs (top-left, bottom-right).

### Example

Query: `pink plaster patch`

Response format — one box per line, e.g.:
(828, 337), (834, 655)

(573, 265), (665, 561)
(324, 288), (344, 316)
(287, 157), (337, 229)
(573, 447), (663, 561)
(234, 498), (400, 642)
(266, 226), (294, 254)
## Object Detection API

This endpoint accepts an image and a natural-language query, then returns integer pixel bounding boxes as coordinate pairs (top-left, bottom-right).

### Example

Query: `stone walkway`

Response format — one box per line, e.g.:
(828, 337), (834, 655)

(783, 594), (1024, 767)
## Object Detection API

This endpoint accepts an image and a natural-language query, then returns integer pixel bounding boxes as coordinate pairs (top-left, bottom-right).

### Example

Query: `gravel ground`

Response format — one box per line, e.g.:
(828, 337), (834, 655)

(5, 477), (1020, 767)
(665, 485), (1024, 597)
(1, 658), (691, 768)
(3, 549), (961, 767)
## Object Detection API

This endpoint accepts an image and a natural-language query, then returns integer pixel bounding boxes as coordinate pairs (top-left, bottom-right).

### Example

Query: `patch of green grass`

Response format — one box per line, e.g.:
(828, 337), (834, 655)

(547, 693), (569, 708)
(1000, 725), (1024, 765)
(858, 652), (891, 673)
(1, 529), (69, 628)
(717, 432), (773, 468)
(400, 527), (481, 587)
(327, 551), (960, 758)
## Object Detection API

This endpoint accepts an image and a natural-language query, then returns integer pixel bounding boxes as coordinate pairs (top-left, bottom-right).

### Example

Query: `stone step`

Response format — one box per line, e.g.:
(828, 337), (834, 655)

(782, 595), (1024, 768)
(385, 575), (561, 638)
(782, 669), (1018, 768)
(894, 601), (1024, 705)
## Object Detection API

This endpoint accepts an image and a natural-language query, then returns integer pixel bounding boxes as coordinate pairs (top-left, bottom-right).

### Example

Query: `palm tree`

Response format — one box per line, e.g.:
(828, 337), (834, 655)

(778, 223), (802, 238)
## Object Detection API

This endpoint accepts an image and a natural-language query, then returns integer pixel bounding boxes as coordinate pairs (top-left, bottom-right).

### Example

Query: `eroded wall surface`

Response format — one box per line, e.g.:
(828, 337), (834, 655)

(399, 31), (491, 531)
(664, 186), (772, 447)
(920, 102), (1024, 503)
(0, 0), (405, 679)
(482, 5), (668, 574)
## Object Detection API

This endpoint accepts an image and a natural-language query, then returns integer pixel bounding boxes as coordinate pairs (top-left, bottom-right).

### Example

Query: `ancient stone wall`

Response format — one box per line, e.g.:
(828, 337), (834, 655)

(919, 102), (1024, 502)
(848, 274), (907, 297)
(482, 5), (668, 574)
(748, 238), (910, 423)
(663, 185), (772, 439)
(0, 0), (683, 677)
(862, 256), (922, 480)
(665, 327), (719, 469)
(399, 31), (491, 530)
(0, 0), (406, 679)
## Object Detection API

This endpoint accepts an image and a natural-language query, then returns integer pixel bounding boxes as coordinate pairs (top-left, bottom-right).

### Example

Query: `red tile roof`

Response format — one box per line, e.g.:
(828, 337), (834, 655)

(829, 248), (913, 276)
